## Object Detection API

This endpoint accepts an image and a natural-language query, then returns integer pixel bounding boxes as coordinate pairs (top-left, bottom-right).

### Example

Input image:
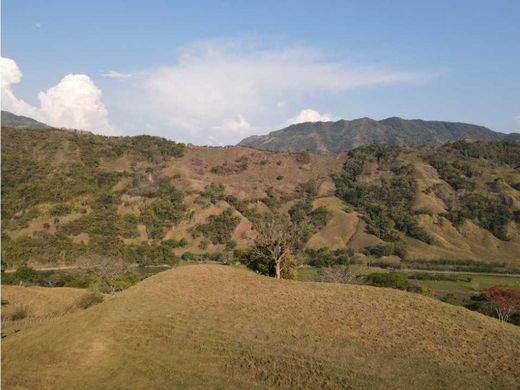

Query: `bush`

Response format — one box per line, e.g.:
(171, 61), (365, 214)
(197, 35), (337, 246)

(365, 272), (420, 292)
(363, 244), (392, 258)
(10, 306), (28, 321)
(77, 291), (104, 309)
(49, 204), (72, 216)
(304, 248), (359, 267)
(194, 208), (240, 245)
(163, 238), (188, 248)
(295, 150), (311, 164)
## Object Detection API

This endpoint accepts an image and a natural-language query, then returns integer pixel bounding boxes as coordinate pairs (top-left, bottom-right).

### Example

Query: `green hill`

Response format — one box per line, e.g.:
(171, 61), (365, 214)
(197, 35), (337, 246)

(1, 125), (520, 269)
(238, 117), (519, 154)
(2, 264), (520, 389)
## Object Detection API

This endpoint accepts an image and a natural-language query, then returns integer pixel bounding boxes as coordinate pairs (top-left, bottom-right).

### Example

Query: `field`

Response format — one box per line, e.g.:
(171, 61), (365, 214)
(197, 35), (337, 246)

(406, 274), (520, 293)
(2, 264), (520, 389)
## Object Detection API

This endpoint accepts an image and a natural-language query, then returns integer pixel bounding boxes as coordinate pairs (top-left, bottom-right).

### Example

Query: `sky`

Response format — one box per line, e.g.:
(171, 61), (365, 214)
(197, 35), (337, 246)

(1, 0), (519, 145)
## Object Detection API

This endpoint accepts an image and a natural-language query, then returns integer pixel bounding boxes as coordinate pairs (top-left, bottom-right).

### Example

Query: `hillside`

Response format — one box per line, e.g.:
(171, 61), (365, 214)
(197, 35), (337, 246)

(2, 126), (520, 268)
(238, 117), (519, 154)
(1, 111), (51, 130)
(2, 264), (520, 389)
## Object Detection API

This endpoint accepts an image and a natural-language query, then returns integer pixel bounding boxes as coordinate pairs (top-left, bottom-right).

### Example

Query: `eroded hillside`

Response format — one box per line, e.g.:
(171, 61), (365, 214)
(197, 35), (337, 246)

(2, 127), (520, 267)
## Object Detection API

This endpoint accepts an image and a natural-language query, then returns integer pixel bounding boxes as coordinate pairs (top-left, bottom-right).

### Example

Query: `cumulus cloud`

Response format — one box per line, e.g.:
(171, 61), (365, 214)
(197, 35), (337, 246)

(1, 56), (115, 135)
(288, 109), (334, 124)
(1, 57), (37, 117)
(114, 40), (430, 144)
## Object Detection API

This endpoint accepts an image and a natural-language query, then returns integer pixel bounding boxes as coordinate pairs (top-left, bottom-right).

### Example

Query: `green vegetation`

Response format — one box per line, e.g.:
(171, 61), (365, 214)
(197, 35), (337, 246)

(77, 291), (104, 309)
(443, 193), (513, 240)
(1, 127), (187, 267)
(140, 181), (186, 239)
(303, 247), (357, 267)
(402, 258), (520, 274)
(197, 183), (226, 204)
(194, 208), (240, 245)
(1, 264), (159, 293)
(429, 141), (520, 240)
(365, 272), (421, 292)
(238, 116), (508, 154)
(335, 145), (431, 245)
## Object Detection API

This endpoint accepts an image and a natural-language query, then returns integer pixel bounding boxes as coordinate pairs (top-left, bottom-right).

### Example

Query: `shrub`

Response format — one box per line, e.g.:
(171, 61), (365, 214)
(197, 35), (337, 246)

(295, 150), (311, 164)
(194, 208), (240, 245)
(12, 265), (44, 285)
(199, 183), (226, 204)
(304, 248), (359, 267)
(77, 291), (104, 309)
(10, 306), (28, 321)
(181, 251), (195, 261)
(365, 272), (420, 292)
(363, 244), (392, 258)
(163, 238), (188, 248)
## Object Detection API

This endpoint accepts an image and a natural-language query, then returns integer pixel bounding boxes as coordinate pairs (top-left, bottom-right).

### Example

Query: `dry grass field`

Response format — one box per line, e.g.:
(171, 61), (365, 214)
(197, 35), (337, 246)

(2, 264), (519, 389)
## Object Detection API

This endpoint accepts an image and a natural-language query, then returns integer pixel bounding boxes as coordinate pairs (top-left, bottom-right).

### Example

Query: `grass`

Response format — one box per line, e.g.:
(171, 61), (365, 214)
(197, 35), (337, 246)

(2, 264), (520, 389)
(407, 274), (520, 293)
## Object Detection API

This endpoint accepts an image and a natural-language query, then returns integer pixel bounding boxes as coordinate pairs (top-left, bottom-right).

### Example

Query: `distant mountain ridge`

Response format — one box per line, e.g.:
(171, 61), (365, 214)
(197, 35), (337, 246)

(239, 117), (519, 154)
(1, 111), (51, 130)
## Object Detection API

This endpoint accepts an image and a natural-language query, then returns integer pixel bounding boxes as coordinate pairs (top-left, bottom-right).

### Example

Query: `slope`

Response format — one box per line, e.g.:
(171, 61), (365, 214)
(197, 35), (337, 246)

(238, 117), (515, 154)
(1, 111), (51, 130)
(2, 265), (519, 389)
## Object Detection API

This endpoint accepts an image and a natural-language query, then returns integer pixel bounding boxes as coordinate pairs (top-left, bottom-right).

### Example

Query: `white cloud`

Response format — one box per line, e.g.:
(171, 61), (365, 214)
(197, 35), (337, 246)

(213, 115), (254, 136)
(514, 115), (520, 131)
(113, 39), (430, 144)
(37, 74), (114, 133)
(0, 57), (37, 117)
(102, 70), (132, 79)
(1, 56), (115, 135)
(288, 109), (334, 124)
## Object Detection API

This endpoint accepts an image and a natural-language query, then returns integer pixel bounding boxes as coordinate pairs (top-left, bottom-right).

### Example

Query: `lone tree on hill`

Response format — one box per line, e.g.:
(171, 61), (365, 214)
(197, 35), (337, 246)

(484, 285), (520, 322)
(251, 212), (306, 279)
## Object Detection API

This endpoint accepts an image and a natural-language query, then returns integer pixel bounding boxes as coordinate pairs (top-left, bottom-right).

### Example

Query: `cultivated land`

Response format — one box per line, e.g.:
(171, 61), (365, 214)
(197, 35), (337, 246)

(2, 265), (520, 389)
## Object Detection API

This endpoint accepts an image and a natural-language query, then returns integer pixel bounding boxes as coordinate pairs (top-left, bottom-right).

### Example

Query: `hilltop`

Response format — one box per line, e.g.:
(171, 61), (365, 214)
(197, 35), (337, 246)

(238, 117), (519, 154)
(1, 111), (51, 130)
(2, 264), (520, 389)
(2, 125), (520, 268)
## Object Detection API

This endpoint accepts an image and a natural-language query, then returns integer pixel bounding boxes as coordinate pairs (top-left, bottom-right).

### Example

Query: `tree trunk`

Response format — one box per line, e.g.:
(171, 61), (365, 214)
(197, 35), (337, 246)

(274, 262), (281, 279)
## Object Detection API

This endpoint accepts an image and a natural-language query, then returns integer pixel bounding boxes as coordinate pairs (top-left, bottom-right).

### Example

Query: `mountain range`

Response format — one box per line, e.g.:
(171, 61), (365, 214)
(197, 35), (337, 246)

(239, 117), (520, 154)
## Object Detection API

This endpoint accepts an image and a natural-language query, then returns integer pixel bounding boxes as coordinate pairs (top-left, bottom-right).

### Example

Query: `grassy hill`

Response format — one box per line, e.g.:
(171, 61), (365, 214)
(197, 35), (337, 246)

(2, 264), (519, 389)
(238, 117), (519, 154)
(2, 126), (520, 269)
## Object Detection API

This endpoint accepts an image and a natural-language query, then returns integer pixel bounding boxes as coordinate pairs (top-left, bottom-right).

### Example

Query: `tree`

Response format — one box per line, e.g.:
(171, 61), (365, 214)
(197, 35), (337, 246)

(484, 285), (520, 322)
(77, 256), (131, 293)
(251, 212), (306, 279)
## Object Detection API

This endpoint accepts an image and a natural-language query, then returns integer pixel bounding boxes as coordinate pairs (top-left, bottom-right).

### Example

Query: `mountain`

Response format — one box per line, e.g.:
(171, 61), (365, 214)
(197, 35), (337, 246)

(3, 264), (520, 389)
(239, 117), (518, 154)
(1, 110), (51, 130)
(2, 126), (520, 267)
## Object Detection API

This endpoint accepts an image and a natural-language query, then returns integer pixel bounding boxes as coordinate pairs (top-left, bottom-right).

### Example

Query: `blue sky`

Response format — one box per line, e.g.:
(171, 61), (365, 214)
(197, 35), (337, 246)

(2, 0), (519, 144)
